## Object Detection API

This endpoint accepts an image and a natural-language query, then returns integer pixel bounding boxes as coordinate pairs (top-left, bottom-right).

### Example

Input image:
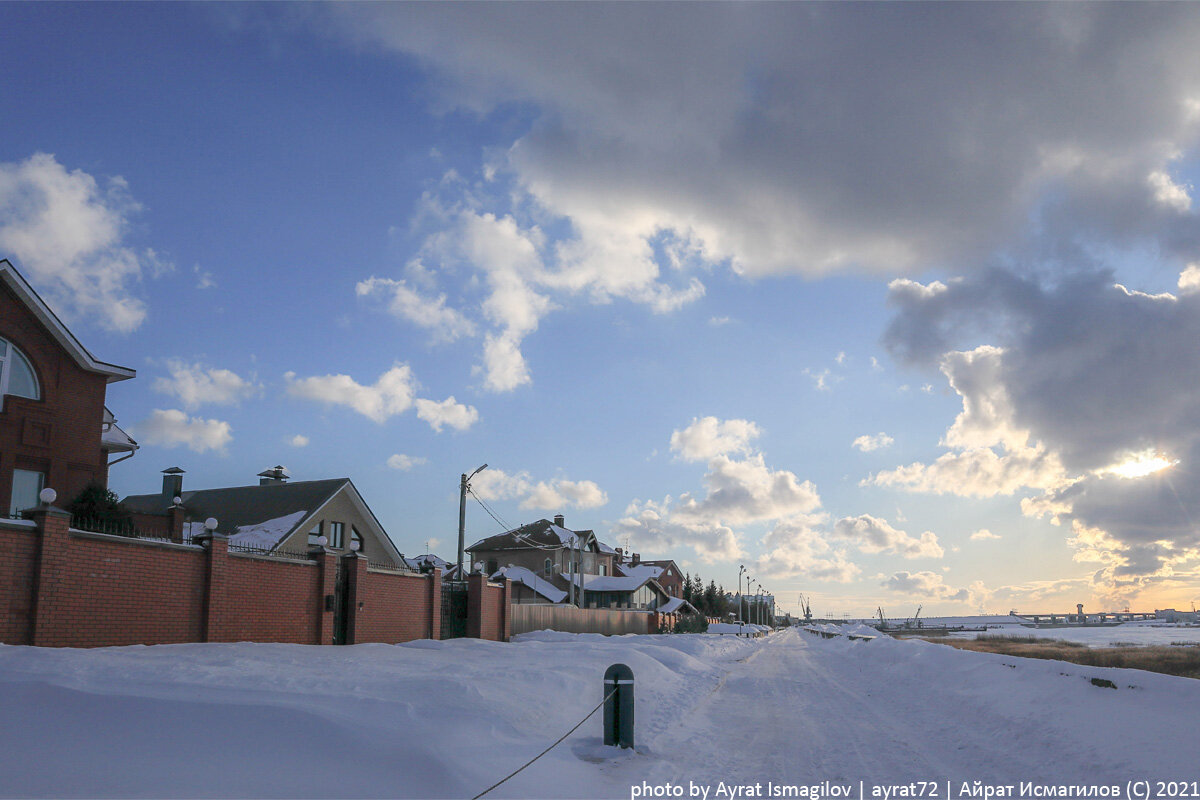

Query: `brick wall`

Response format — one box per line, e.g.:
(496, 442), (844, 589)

(0, 510), (495, 649)
(467, 572), (511, 642)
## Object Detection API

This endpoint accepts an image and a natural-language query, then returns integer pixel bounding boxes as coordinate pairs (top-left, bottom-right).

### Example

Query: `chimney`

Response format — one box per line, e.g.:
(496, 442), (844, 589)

(553, 514), (565, 528)
(257, 465), (290, 486)
(632, 552), (640, 565)
(161, 467), (185, 499)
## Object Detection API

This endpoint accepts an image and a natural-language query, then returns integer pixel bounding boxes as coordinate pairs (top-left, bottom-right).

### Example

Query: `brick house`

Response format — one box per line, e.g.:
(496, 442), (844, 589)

(121, 465), (408, 568)
(0, 259), (137, 517)
(614, 554), (685, 597)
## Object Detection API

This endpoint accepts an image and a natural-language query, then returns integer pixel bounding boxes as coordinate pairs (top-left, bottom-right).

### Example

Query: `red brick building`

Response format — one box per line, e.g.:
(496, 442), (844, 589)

(0, 259), (137, 517)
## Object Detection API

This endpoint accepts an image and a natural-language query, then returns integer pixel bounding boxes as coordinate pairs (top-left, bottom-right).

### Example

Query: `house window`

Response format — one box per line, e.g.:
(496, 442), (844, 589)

(307, 521), (324, 546)
(0, 337), (40, 411)
(350, 526), (363, 552)
(9, 469), (44, 516)
(544, 558), (553, 575)
(329, 521), (345, 549)
(486, 559), (498, 575)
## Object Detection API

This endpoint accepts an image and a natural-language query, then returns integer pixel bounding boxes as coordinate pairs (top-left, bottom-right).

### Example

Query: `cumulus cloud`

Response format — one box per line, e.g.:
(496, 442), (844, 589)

(387, 453), (428, 471)
(880, 266), (1200, 592)
(469, 467), (608, 512)
(833, 515), (944, 559)
(0, 153), (159, 332)
(135, 409), (232, 454)
(970, 529), (1001, 541)
(285, 364), (417, 424)
(153, 359), (261, 409)
(880, 571), (985, 606)
(414, 396), (479, 432)
(852, 433), (894, 452)
(288, 434), (309, 448)
(356, 276), (476, 342)
(669, 416), (761, 462)
(753, 515), (862, 583)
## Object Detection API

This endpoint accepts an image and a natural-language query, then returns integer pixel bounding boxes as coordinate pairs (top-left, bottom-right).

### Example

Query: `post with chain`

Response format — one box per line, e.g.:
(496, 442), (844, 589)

(603, 663), (635, 749)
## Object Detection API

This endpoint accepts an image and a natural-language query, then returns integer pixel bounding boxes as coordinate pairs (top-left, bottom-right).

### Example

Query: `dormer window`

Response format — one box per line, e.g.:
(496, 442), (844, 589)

(0, 337), (40, 409)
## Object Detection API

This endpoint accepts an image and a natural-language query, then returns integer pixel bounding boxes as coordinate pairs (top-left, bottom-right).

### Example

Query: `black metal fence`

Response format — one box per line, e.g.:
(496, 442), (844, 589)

(441, 581), (469, 639)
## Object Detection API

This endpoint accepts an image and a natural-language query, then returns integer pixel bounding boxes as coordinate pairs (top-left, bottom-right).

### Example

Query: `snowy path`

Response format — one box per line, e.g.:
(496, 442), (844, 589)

(618, 629), (1197, 796)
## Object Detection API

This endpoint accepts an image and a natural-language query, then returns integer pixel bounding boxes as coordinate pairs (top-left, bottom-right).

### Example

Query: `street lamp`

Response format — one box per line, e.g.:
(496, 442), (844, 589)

(738, 565), (745, 623)
(457, 463), (488, 579)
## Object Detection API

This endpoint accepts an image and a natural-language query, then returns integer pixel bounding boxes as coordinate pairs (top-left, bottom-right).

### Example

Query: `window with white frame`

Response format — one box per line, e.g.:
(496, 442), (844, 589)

(307, 521), (324, 546)
(0, 337), (40, 411)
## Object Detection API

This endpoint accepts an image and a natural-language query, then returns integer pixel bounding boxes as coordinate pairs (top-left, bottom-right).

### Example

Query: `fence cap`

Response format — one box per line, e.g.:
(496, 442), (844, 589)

(604, 663), (634, 682)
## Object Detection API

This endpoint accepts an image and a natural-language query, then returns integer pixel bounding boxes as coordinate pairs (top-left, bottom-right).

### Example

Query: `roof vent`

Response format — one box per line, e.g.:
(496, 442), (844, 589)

(258, 465), (290, 486)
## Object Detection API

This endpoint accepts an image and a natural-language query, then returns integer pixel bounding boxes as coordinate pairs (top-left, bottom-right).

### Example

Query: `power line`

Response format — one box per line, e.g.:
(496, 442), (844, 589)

(467, 487), (513, 533)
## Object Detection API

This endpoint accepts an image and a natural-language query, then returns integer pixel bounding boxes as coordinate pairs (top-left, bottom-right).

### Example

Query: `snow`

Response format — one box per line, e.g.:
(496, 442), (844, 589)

(947, 621), (1200, 648)
(571, 573), (651, 592)
(225, 510), (308, 550)
(657, 597), (689, 614)
(494, 565), (568, 603)
(1, 628), (1198, 798)
(617, 563), (664, 582)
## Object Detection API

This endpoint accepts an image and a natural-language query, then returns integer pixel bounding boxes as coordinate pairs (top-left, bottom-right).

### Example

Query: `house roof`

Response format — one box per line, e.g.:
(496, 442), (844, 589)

(405, 553), (450, 571)
(101, 407), (138, 453)
(616, 562), (665, 582)
(492, 565), (567, 603)
(467, 519), (601, 553)
(569, 573), (669, 597)
(0, 260), (135, 383)
(122, 478), (403, 563)
(658, 597), (699, 615)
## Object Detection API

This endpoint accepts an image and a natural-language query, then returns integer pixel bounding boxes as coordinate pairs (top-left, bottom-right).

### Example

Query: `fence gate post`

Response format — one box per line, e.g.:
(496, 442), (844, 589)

(603, 663), (634, 749)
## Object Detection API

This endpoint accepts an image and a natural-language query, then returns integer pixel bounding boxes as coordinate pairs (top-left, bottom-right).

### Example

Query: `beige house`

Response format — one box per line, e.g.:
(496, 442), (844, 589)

(466, 514), (617, 588)
(122, 466), (406, 567)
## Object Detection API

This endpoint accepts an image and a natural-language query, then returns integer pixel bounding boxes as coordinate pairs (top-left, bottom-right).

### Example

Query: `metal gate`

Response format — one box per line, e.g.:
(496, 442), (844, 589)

(441, 581), (468, 639)
(332, 558), (351, 645)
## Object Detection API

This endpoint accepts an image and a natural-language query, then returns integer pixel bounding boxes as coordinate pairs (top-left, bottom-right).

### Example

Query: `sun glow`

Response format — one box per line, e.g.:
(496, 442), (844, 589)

(1102, 450), (1179, 479)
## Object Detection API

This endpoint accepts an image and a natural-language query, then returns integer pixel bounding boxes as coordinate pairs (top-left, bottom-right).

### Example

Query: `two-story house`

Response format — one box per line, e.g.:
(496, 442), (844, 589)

(0, 260), (137, 516)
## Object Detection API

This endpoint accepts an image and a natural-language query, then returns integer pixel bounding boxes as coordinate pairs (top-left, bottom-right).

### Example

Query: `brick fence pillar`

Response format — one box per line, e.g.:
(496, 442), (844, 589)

(200, 533), (230, 642)
(428, 567), (442, 640)
(167, 504), (185, 544)
(30, 503), (71, 647)
(314, 547), (337, 645)
(343, 552), (368, 645)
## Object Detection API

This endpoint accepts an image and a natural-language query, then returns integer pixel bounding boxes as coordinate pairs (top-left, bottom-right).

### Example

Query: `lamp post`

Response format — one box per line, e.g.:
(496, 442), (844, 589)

(738, 565), (746, 623)
(457, 463), (487, 579)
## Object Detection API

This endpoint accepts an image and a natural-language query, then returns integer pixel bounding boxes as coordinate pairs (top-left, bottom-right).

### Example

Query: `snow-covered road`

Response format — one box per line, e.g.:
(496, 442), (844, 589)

(1, 629), (1196, 799)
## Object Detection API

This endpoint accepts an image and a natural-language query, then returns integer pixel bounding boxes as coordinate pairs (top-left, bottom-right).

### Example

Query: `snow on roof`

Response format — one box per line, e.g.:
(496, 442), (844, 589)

(493, 566), (567, 603)
(405, 553), (450, 570)
(226, 510), (308, 550)
(570, 573), (655, 593)
(658, 597), (691, 614)
(595, 539), (617, 554)
(616, 562), (664, 581)
(101, 420), (138, 452)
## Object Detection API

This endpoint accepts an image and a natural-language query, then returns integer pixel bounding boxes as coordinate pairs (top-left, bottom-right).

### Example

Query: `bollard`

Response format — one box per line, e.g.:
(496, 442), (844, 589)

(603, 663), (635, 749)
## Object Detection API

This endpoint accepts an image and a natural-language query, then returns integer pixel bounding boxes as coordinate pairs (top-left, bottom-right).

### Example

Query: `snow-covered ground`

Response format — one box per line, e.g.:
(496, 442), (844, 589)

(1, 628), (1197, 799)
(946, 621), (1200, 647)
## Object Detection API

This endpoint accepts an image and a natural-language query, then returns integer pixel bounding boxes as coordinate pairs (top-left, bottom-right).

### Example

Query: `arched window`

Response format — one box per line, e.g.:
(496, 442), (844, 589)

(544, 558), (553, 575)
(0, 337), (40, 408)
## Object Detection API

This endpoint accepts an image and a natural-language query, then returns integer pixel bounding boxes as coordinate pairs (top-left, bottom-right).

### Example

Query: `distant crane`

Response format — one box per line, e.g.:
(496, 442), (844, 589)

(798, 593), (813, 623)
(907, 605), (923, 629)
(877, 606), (888, 631)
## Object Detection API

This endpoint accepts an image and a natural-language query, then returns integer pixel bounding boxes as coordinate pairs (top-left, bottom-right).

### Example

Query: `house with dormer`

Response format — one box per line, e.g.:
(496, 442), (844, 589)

(0, 259), (138, 517)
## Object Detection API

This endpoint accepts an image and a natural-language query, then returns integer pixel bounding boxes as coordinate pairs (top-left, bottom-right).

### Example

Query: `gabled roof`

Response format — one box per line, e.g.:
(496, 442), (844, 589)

(121, 477), (404, 563)
(405, 553), (450, 571)
(569, 572), (669, 597)
(467, 519), (601, 553)
(101, 407), (138, 453)
(616, 562), (665, 582)
(658, 597), (700, 615)
(0, 260), (135, 383)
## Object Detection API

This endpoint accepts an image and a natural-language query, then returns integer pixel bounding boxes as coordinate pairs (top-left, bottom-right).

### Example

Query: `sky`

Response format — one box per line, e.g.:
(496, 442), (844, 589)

(3, 2), (1200, 618)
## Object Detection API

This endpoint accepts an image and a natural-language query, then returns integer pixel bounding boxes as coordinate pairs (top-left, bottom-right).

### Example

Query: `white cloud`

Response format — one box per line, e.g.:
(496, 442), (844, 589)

(669, 416), (761, 462)
(880, 571), (983, 605)
(1147, 170), (1192, 213)
(356, 276), (476, 342)
(387, 453), (428, 471)
(288, 434), (309, 448)
(0, 152), (157, 332)
(414, 396), (479, 432)
(852, 433), (894, 452)
(153, 359), (261, 409)
(1179, 264), (1200, 294)
(285, 364), (417, 424)
(479, 333), (531, 393)
(469, 467), (608, 512)
(135, 409), (232, 454)
(754, 515), (862, 583)
(833, 514), (944, 559)
(970, 529), (1001, 541)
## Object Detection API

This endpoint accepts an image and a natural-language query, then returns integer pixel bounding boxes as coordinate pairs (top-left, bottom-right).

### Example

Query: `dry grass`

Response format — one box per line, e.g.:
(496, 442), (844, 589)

(926, 634), (1200, 680)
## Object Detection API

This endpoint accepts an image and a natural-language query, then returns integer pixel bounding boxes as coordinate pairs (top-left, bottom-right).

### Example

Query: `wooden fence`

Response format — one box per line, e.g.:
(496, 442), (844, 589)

(511, 604), (656, 636)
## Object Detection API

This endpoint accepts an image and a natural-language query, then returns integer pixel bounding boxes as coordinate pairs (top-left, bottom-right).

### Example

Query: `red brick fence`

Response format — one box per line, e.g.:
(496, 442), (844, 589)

(0, 505), (510, 648)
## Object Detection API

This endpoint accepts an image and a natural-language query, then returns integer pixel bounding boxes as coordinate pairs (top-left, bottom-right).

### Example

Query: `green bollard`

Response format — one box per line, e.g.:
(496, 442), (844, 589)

(603, 663), (635, 749)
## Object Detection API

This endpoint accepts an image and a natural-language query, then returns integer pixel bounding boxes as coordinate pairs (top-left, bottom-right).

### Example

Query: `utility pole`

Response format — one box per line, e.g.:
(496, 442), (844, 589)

(456, 463), (487, 579)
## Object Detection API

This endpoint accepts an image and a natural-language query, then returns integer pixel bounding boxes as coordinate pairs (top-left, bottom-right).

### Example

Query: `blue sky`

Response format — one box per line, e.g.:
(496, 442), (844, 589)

(4, 3), (1200, 617)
